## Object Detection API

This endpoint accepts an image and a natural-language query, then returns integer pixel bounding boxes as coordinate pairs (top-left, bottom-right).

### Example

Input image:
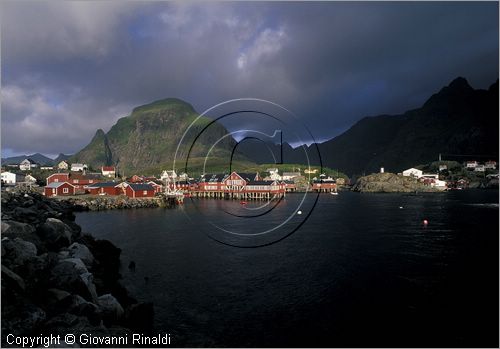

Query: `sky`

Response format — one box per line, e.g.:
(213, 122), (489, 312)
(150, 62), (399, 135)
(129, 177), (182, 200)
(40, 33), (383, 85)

(1, 1), (498, 158)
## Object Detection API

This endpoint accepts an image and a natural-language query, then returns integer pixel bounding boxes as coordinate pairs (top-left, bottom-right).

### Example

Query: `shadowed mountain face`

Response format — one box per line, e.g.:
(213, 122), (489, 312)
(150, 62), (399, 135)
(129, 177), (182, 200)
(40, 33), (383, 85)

(70, 98), (237, 173)
(70, 77), (498, 176)
(239, 77), (499, 176)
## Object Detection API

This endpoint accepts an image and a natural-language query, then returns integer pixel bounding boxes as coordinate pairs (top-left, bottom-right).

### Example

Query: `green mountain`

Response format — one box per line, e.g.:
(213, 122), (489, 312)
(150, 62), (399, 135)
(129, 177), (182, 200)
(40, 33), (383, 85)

(70, 98), (240, 174)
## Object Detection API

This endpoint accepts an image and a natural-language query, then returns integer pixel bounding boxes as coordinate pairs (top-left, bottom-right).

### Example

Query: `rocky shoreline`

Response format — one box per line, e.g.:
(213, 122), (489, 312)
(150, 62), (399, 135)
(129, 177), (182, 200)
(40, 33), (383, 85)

(1, 191), (154, 348)
(351, 172), (441, 193)
(58, 196), (162, 211)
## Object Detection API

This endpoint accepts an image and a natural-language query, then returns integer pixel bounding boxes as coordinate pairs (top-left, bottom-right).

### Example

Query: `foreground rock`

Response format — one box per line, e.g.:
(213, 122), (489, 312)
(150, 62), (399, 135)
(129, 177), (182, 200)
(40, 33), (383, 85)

(352, 172), (441, 193)
(1, 191), (154, 347)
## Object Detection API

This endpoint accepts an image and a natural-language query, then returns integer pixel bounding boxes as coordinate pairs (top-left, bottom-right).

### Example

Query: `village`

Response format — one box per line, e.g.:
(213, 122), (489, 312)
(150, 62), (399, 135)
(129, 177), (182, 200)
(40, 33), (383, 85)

(0, 159), (340, 201)
(1, 158), (498, 201)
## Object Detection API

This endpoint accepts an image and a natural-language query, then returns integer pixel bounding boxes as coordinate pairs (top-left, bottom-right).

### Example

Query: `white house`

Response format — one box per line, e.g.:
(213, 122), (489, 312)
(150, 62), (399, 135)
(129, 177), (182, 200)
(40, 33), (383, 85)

(402, 168), (423, 178)
(474, 165), (485, 172)
(282, 172), (301, 180)
(19, 158), (39, 171)
(25, 174), (37, 183)
(466, 161), (478, 169)
(266, 168), (282, 181)
(40, 166), (54, 171)
(160, 170), (177, 181)
(421, 173), (439, 179)
(101, 166), (116, 178)
(57, 161), (69, 170)
(433, 179), (448, 191)
(71, 163), (87, 172)
(484, 161), (497, 169)
(1, 171), (17, 184)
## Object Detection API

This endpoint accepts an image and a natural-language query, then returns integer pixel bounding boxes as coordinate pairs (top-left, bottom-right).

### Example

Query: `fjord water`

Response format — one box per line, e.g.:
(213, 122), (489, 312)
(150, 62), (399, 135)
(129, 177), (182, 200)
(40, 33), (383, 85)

(76, 190), (499, 347)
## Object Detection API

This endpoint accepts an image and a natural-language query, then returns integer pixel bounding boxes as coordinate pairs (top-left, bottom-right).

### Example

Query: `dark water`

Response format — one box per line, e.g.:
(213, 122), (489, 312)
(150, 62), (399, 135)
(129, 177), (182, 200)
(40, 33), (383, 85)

(76, 190), (499, 347)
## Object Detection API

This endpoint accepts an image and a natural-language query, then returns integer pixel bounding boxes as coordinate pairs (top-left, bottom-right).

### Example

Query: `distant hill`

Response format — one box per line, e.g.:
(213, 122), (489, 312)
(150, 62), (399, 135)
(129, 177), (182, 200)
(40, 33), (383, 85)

(1, 153), (56, 166)
(240, 77), (499, 176)
(53, 153), (71, 163)
(69, 98), (240, 174)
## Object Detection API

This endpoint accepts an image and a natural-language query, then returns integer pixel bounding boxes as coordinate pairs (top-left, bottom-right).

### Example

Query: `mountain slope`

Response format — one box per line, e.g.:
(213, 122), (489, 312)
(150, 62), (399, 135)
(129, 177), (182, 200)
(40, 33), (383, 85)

(316, 77), (498, 175)
(70, 98), (238, 173)
(241, 77), (499, 176)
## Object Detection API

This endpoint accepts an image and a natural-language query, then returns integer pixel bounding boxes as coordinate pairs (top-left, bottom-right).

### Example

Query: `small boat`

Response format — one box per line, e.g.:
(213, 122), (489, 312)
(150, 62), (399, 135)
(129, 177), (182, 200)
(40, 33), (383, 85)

(240, 201), (247, 205)
(330, 191), (338, 195)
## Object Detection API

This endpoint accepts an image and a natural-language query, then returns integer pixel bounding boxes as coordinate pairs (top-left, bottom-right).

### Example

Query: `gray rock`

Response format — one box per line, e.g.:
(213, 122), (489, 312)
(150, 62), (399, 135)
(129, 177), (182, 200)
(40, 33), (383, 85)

(46, 288), (72, 306)
(1, 303), (46, 336)
(2, 220), (36, 235)
(2, 237), (37, 269)
(1, 264), (26, 292)
(37, 218), (73, 250)
(49, 259), (98, 302)
(68, 243), (95, 267)
(97, 294), (125, 323)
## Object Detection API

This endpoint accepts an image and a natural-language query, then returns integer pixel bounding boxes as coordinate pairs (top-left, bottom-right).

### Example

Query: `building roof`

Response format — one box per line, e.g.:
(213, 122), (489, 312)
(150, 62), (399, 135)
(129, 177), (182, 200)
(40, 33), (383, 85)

(247, 180), (275, 185)
(128, 183), (154, 191)
(102, 166), (115, 171)
(46, 181), (74, 188)
(21, 158), (38, 164)
(237, 172), (259, 181)
(86, 182), (119, 188)
(201, 173), (227, 182)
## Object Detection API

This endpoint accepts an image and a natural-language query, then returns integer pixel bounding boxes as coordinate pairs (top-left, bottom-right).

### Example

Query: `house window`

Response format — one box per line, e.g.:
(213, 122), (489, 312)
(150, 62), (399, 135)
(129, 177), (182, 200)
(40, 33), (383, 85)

(54, 178), (59, 182)
(52, 189), (56, 194)
(89, 180), (93, 183)
(63, 188), (69, 194)
(143, 191), (148, 195)
(74, 179), (79, 183)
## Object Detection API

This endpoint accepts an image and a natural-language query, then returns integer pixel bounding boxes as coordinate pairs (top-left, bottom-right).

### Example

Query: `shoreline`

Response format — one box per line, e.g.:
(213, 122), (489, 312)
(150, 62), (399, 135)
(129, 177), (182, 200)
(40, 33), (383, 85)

(1, 190), (154, 347)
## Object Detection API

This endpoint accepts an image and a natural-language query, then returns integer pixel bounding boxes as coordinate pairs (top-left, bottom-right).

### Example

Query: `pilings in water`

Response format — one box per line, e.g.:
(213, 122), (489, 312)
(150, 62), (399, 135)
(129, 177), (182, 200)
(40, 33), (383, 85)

(189, 191), (285, 200)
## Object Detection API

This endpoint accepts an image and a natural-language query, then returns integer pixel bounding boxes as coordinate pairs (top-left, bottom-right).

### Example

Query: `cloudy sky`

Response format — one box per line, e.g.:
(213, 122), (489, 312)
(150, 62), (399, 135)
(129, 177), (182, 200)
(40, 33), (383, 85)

(1, 1), (498, 158)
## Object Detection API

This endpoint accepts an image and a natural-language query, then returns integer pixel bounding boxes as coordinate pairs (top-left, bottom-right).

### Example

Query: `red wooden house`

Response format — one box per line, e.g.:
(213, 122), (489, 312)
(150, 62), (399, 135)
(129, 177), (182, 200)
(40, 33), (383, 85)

(86, 182), (121, 195)
(44, 182), (76, 197)
(125, 183), (155, 198)
(312, 179), (337, 192)
(147, 181), (164, 193)
(46, 173), (70, 185)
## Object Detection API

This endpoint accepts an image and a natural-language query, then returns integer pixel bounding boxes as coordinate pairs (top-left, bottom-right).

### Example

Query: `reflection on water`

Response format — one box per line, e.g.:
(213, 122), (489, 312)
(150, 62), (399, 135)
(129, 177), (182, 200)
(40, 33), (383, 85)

(76, 190), (499, 347)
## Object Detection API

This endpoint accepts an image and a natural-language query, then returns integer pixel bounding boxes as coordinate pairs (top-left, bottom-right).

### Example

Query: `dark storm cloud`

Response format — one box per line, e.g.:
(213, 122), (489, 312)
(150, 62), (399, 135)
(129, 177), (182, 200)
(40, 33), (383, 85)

(1, 1), (498, 157)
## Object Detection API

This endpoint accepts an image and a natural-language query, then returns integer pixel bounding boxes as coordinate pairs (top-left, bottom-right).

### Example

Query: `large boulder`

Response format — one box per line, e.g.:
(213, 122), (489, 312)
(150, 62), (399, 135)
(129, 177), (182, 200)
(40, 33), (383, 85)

(12, 206), (42, 224)
(1, 302), (46, 336)
(97, 294), (125, 325)
(52, 294), (101, 325)
(49, 259), (98, 302)
(2, 237), (37, 270)
(2, 220), (35, 235)
(1, 221), (44, 252)
(1, 265), (26, 293)
(68, 243), (95, 267)
(37, 218), (73, 250)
